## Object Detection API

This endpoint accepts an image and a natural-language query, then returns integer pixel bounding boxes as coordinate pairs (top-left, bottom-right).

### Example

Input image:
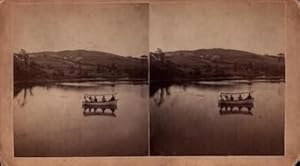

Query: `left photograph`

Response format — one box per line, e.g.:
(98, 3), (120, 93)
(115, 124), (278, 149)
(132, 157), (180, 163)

(13, 4), (149, 157)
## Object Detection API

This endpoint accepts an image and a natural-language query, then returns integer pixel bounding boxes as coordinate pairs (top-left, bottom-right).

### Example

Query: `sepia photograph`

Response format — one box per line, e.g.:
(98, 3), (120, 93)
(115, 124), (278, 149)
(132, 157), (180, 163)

(11, 0), (288, 158)
(1, 0), (300, 165)
(149, 2), (285, 155)
(13, 3), (149, 157)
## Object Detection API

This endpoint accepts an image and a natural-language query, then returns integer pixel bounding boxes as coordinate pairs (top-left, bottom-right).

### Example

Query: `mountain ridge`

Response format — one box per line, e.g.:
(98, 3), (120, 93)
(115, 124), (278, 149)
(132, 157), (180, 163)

(14, 49), (148, 82)
(150, 48), (285, 81)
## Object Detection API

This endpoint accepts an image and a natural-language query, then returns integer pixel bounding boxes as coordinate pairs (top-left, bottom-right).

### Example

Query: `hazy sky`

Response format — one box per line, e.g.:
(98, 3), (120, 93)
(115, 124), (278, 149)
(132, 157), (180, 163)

(149, 1), (285, 55)
(13, 1), (285, 56)
(13, 3), (149, 57)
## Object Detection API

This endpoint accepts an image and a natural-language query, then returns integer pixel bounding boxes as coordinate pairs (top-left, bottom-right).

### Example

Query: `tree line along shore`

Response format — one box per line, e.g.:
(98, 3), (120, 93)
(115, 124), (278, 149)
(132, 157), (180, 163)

(14, 48), (285, 83)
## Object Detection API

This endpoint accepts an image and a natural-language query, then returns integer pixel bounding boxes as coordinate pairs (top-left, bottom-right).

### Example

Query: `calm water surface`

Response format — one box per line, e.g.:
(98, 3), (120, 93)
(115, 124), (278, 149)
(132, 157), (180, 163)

(14, 80), (285, 156)
(14, 81), (148, 157)
(150, 80), (285, 155)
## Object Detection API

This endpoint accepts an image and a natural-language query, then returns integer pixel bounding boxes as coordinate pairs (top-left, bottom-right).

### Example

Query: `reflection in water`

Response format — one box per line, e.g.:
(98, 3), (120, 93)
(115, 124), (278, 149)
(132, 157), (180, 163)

(14, 84), (33, 97)
(82, 105), (117, 117)
(83, 108), (117, 117)
(150, 82), (171, 106)
(219, 104), (254, 115)
(150, 80), (284, 155)
(150, 81), (239, 107)
(14, 84), (35, 108)
(14, 82), (148, 157)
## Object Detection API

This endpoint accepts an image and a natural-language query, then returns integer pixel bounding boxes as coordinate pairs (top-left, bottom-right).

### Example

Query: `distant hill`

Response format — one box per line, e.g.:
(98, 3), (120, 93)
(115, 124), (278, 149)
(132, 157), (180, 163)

(29, 49), (144, 68)
(14, 49), (148, 83)
(14, 48), (285, 83)
(150, 48), (285, 81)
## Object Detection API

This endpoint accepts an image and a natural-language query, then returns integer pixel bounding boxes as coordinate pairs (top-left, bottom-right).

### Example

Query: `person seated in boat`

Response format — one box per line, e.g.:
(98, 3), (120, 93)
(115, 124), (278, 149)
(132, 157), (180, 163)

(230, 95), (234, 101)
(94, 96), (98, 102)
(84, 96), (89, 102)
(101, 96), (107, 102)
(88, 96), (93, 102)
(238, 94), (243, 101)
(220, 96), (224, 101)
(246, 93), (253, 99)
(220, 94), (225, 101)
(109, 95), (116, 101)
(224, 95), (229, 101)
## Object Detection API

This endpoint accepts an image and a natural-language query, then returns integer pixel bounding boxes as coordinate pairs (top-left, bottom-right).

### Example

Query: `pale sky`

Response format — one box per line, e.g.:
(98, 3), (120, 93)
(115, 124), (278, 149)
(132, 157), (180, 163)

(13, 3), (149, 57)
(149, 1), (285, 55)
(13, 2), (285, 57)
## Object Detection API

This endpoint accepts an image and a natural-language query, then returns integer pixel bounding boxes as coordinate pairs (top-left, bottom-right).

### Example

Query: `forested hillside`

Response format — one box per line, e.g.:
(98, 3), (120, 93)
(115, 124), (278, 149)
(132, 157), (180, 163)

(150, 48), (285, 81)
(14, 49), (148, 83)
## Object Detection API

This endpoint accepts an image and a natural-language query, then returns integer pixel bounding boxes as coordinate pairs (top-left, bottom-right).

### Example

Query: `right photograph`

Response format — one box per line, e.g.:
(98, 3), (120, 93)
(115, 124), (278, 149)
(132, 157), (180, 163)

(149, 2), (285, 155)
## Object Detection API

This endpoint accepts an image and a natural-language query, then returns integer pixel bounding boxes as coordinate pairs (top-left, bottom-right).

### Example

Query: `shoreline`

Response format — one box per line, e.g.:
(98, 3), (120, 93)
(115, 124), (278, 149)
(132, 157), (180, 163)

(150, 76), (285, 83)
(14, 76), (285, 85)
(14, 77), (148, 85)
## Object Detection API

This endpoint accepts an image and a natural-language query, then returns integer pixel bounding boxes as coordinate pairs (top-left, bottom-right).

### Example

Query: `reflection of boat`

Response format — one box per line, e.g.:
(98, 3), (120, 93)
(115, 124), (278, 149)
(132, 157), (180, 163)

(219, 109), (253, 115)
(219, 104), (253, 115)
(218, 91), (254, 106)
(83, 103), (117, 117)
(218, 103), (254, 110)
(83, 111), (116, 117)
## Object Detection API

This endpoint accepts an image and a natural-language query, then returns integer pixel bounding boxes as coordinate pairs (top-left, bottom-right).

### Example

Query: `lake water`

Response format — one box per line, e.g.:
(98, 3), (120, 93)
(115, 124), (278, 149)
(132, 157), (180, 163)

(14, 80), (285, 156)
(14, 81), (149, 157)
(150, 80), (285, 155)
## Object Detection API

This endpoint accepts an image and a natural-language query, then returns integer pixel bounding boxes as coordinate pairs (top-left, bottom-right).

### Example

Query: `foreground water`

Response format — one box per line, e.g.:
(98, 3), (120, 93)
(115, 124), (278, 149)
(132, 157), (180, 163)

(14, 81), (148, 157)
(14, 80), (285, 156)
(150, 80), (285, 155)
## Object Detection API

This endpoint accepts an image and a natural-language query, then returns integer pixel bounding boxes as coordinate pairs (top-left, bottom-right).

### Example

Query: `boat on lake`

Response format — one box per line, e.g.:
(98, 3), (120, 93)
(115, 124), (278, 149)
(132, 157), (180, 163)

(218, 98), (254, 105)
(218, 91), (254, 106)
(82, 100), (118, 106)
(82, 93), (118, 107)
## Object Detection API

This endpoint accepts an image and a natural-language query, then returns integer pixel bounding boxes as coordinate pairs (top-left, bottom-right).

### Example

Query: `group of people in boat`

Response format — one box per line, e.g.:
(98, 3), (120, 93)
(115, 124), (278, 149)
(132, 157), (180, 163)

(84, 95), (116, 103)
(220, 93), (253, 101)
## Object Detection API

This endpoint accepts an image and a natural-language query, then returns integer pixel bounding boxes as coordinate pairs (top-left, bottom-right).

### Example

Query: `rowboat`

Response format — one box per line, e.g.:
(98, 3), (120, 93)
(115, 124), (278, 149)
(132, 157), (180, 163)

(218, 98), (254, 105)
(82, 100), (118, 107)
(218, 91), (254, 106)
(82, 93), (118, 107)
